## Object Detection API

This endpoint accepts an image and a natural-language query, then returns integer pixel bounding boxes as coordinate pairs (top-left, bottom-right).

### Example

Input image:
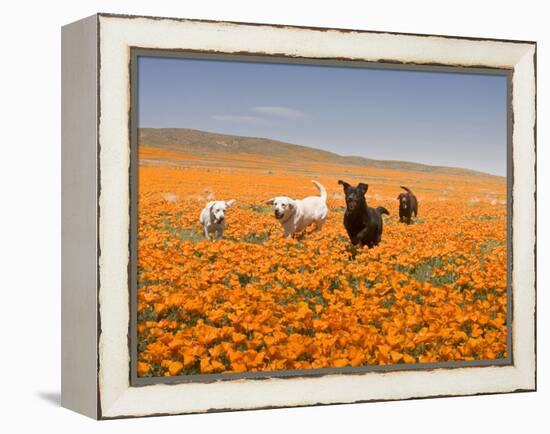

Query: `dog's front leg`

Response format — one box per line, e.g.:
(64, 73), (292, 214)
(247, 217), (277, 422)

(282, 221), (294, 238)
(352, 227), (370, 246)
(312, 220), (325, 232)
(351, 235), (362, 245)
(204, 226), (211, 240)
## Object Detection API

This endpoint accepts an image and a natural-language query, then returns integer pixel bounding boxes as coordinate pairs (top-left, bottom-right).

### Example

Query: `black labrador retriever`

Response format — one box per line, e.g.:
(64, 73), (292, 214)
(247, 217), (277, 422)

(338, 180), (389, 248)
(397, 186), (418, 224)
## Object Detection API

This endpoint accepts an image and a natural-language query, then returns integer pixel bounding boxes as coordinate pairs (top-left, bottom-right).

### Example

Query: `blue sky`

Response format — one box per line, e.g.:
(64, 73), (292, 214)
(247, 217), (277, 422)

(138, 56), (508, 176)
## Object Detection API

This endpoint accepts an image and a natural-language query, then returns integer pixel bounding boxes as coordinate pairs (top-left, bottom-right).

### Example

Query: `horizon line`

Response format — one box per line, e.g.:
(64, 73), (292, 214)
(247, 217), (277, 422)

(138, 126), (506, 178)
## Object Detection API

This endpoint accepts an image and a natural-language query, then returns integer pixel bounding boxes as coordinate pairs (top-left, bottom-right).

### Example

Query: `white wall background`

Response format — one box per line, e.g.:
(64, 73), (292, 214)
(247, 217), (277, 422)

(0, 0), (546, 432)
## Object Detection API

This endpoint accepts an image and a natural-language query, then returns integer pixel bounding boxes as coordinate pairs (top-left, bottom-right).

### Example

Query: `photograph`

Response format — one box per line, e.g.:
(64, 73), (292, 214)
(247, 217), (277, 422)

(133, 54), (510, 379)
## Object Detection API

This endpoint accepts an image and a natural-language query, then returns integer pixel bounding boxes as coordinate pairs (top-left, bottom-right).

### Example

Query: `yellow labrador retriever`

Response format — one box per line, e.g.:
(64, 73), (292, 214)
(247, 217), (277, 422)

(266, 181), (328, 237)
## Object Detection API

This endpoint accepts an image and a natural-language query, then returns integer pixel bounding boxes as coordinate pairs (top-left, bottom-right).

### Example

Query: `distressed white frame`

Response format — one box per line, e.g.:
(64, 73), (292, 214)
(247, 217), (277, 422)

(65, 13), (536, 419)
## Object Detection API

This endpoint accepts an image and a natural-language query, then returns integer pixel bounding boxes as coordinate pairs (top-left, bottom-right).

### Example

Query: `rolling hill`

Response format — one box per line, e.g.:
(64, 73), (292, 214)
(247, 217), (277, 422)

(138, 128), (499, 178)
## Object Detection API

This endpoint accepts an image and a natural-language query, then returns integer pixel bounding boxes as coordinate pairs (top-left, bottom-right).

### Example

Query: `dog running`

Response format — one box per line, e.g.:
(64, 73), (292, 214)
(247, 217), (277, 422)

(266, 180), (329, 237)
(397, 186), (418, 224)
(199, 199), (236, 240)
(338, 180), (389, 248)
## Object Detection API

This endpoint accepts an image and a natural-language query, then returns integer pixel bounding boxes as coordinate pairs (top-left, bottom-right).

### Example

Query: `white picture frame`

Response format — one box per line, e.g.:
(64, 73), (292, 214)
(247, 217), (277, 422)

(61, 13), (536, 419)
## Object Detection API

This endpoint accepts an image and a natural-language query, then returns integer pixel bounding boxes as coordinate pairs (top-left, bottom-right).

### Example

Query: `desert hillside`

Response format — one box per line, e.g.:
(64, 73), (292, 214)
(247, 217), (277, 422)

(139, 128), (500, 178)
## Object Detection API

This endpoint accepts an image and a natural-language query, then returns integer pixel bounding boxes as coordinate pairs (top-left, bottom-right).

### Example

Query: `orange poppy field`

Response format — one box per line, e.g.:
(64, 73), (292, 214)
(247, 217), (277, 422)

(136, 145), (508, 378)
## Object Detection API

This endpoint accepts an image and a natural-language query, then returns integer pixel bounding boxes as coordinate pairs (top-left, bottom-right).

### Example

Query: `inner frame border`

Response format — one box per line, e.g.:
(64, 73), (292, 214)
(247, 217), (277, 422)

(128, 47), (514, 387)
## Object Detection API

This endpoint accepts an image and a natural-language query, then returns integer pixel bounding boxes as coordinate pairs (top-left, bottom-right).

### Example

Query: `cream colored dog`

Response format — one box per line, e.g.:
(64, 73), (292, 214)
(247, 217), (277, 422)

(266, 181), (328, 237)
(199, 199), (236, 240)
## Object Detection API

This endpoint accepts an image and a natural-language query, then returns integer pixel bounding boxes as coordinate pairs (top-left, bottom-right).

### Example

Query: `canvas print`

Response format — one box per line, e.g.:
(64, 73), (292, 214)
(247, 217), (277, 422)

(134, 56), (509, 379)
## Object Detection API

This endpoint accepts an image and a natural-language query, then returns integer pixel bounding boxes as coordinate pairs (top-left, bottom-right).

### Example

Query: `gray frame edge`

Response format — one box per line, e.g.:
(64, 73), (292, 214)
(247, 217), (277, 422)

(61, 13), (99, 420)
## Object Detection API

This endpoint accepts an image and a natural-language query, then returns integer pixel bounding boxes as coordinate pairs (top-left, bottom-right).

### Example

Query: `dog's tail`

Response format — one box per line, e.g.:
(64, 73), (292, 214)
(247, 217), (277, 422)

(377, 206), (390, 216)
(311, 180), (327, 201)
(400, 186), (413, 194)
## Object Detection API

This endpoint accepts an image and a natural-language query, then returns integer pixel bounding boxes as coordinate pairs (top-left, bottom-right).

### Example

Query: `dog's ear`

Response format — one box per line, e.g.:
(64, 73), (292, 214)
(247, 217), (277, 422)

(226, 199), (236, 207)
(397, 193), (403, 200)
(265, 198), (276, 205)
(338, 180), (350, 190)
(206, 201), (216, 212)
(358, 183), (369, 194)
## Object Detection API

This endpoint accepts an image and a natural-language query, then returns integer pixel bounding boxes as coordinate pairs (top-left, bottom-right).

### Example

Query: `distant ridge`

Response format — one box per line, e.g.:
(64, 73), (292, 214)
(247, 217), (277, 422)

(139, 128), (500, 178)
